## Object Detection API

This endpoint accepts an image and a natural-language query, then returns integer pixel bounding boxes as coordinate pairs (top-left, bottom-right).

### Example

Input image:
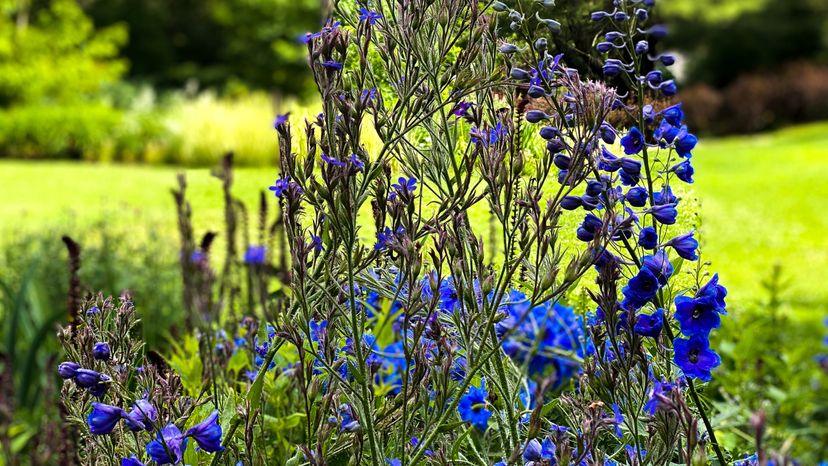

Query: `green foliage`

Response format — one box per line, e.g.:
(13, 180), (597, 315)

(0, 0), (126, 106)
(84, 0), (320, 96)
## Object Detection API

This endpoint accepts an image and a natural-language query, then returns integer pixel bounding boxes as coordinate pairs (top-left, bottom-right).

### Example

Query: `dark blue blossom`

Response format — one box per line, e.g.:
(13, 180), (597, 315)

(561, 195), (582, 210)
(675, 293), (721, 337)
(576, 214), (603, 242)
(599, 123), (616, 144)
(321, 154), (346, 167)
(338, 403), (359, 432)
(88, 403), (125, 435)
(457, 382), (491, 431)
(671, 160), (694, 183)
(662, 104), (684, 126)
(625, 187), (648, 207)
(659, 80), (677, 96)
(638, 226), (658, 249)
(121, 455), (146, 466)
(268, 176), (292, 198)
(620, 127), (644, 154)
(451, 101), (473, 118)
(272, 113), (289, 129)
(320, 60), (343, 70)
(644, 378), (675, 415)
(74, 368), (107, 389)
(664, 231), (698, 260)
(634, 308), (664, 337)
(621, 266), (660, 310)
(58, 361), (80, 379)
(611, 403), (624, 438)
(673, 334), (721, 381)
(522, 438), (556, 462)
(648, 203), (678, 225)
(124, 396), (158, 432)
(186, 410), (223, 453)
(642, 250), (673, 285)
(92, 342), (111, 361)
(386, 459), (401, 466)
(391, 177), (417, 194)
(146, 424), (188, 465)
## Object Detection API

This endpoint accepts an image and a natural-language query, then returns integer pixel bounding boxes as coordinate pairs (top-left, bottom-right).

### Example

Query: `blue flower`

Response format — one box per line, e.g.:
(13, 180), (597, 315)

(611, 403), (625, 438)
(659, 80), (677, 96)
(74, 368), (108, 389)
(321, 154), (346, 167)
(620, 127), (644, 154)
(146, 424), (188, 464)
(638, 226), (658, 249)
(321, 60), (343, 70)
(272, 114), (289, 129)
(58, 361), (80, 379)
(576, 214), (603, 242)
(457, 382), (492, 431)
(664, 231), (698, 260)
(620, 158), (642, 185)
(642, 250), (673, 285)
(268, 176), (292, 198)
(634, 308), (664, 337)
(698, 273), (728, 311)
(661, 104), (683, 126)
(675, 294), (721, 337)
(358, 7), (383, 24)
(88, 402), (125, 435)
(391, 176), (417, 194)
(338, 404), (360, 432)
(621, 266), (660, 310)
(653, 185), (678, 205)
(625, 187), (648, 207)
(526, 110), (551, 123)
(643, 378), (675, 415)
(671, 160), (694, 183)
(522, 438), (556, 462)
(451, 101), (473, 118)
(92, 342), (111, 361)
(348, 154), (365, 171)
(673, 335), (721, 382)
(124, 396), (158, 432)
(647, 203), (678, 225)
(121, 455), (146, 466)
(186, 410), (223, 453)
(386, 459), (401, 466)
(243, 245), (266, 265)
(561, 195), (582, 210)
(599, 123), (616, 144)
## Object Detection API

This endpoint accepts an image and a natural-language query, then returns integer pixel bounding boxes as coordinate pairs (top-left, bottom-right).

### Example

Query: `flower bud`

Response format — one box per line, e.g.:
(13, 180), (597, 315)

(527, 85), (546, 98)
(613, 11), (628, 21)
(510, 68), (531, 80)
(635, 8), (648, 20)
(553, 153), (570, 170)
(498, 43), (520, 54)
(537, 17), (561, 33)
(491, 1), (509, 12)
(58, 361), (80, 379)
(539, 126), (559, 140)
(560, 196), (581, 210)
(526, 110), (550, 123)
(635, 40), (649, 55)
(93, 342), (111, 361)
(591, 11), (610, 21)
(546, 138), (566, 153)
(645, 70), (662, 85)
(604, 31), (624, 41)
(534, 37), (547, 52)
(596, 42), (614, 53)
(659, 79), (677, 97)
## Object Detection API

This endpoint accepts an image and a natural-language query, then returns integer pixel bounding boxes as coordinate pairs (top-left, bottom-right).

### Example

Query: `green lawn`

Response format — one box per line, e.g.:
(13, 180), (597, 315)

(2, 122), (828, 310)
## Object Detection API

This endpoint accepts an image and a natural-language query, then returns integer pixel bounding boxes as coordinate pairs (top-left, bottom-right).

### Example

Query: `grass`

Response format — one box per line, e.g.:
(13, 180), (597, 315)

(1, 121), (827, 312)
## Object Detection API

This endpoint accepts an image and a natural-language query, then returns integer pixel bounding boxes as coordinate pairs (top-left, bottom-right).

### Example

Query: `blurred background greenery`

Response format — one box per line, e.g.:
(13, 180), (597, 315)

(0, 0), (827, 462)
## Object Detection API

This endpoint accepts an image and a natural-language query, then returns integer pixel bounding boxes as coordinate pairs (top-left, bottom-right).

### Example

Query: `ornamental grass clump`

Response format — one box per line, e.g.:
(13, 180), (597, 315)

(55, 0), (813, 464)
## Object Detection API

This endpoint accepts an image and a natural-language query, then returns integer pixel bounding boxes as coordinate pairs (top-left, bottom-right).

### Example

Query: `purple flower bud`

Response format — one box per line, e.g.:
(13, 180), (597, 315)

(635, 40), (649, 55)
(591, 11), (610, 21)
(614, 11), (628, 21)
(662, 103), (684, 126)
(599, 123), (616, 144)
(660, 80), (678, 96)
(538, 17), (562, 33)
(492, 1), (509, 12)
(498, 43), (520, 54)
(58, 361), (80, 379)
(671, 160), (694, 183)
(546, 138), (566, 153)
(604, 31), (625, 41)
(534, 37), (547, 52)
(525, 110), (550, 123)
(185, 410), (224, 453)
(124, 397), (158, 432)
(585, 180), (603, 197)
(527, 85), (546, 98)
(561, 196), (582, 210)
(581, 194), (600, 210)
(665, 231), (699, 260)
(603, 59), (624, 77)
(539, 126), (559, 140)
(87, 402), (125, 435)
(92, 342), (111, 361)
(635, 8), (649, 20)
(625, 187), (648, 207)
(74, 368), (105, 389)
(638, 226), (658, 249)
(659, 54), (676, 66)
(510, 68), (531, 80)
(643, 104), (656, 124)
(638, 24), (668, 39)
(645, 70), (663, 85)
(272, 113), (289, 129)
(620, 127), (644, 155)
(553, 153), (570, 170)
(596, 41), (614, 53)
(648, 203), (678, 225)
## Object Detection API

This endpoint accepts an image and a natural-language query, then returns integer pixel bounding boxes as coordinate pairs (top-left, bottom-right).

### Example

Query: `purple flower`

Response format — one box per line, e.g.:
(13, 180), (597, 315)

(58, 361), (80, 379)
(634, 308), (664, 337)
(92, 342), (111, 361)
(268, 176), (292, 198)
(243, 245), (266, 265)
(186, 410), (224, 453)
(146, 424), (188, 464)
(358, 7), (383, 24)
(321, 154), (346, 167)
(349, 154), (365, 171)
(671, 160), (694, 183)
(647, 203), (678, 225)
(625, 187), (648, 207)
(576, 213), (603, 242)
(644, 379), (675, 415)
(522, 438), (556, 462)
(74, 368), (106, 389)
(391, 177), (417, 194)
(121, 455), (146, 466)
(272, 113), (289, 129)
(611, 403), (624, 438)
(621, 266), (660, 310)
(675, 294), (721, 337)
(638, 226), (658, 249)
(321, 60), (343, 70)
(87, 402), (125, 435)
(673, 335), (721, 381)
(124, 397), (158, 432)
(664, 231), (698, 260)
(620, 127), (644, 154)
(451, 101), (473, 118)
(642, 250), (673, 285)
